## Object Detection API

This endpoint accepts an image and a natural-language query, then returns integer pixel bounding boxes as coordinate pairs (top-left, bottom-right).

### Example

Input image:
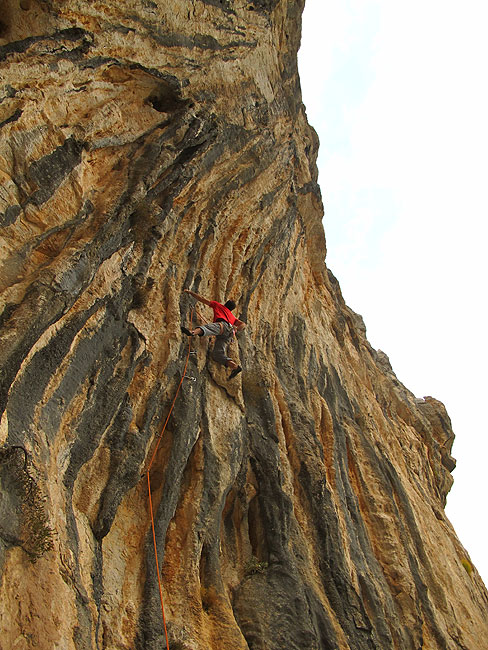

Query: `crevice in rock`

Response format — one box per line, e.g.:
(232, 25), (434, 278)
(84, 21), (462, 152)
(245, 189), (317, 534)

(0, 108), (22, 130)
(247, 490), (267, 564)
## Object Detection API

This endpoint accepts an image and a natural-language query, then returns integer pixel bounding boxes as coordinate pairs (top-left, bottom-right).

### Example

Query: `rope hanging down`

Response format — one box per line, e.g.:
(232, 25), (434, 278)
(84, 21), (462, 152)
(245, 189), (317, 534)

(146, 309), (195, 650)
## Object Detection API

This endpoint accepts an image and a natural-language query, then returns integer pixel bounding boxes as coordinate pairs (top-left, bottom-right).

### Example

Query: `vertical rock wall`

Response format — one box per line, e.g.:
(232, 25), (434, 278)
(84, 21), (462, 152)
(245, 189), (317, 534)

(1, 1), (487, 649)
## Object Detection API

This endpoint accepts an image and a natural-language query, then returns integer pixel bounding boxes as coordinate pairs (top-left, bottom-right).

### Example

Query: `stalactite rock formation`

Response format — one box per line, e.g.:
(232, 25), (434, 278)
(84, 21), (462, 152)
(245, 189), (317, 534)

(1, 1), (487, 649)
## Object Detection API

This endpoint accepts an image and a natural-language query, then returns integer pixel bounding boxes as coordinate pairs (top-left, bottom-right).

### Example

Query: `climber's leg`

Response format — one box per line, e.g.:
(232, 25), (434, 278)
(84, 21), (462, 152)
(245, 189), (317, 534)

(181, 325), (214, 337)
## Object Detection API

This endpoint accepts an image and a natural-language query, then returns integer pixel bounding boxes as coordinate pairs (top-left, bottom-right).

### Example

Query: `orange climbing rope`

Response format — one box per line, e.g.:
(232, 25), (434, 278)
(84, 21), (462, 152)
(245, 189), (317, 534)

(147, 473), (170, 650)
(146, 310), (194, 650)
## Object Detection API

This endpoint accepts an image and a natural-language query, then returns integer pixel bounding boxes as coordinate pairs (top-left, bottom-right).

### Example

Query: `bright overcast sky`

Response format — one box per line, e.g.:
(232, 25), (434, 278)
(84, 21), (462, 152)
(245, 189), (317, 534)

(298, 0), (488, 586)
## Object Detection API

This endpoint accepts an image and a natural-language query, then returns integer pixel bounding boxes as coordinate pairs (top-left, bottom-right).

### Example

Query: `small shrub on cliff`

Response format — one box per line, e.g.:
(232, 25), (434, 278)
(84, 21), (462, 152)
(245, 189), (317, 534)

(461, 558), (473, 576)
(170, 641), (190, 650)
(0, 445), (54, 562)
(245, 555), (268, 576)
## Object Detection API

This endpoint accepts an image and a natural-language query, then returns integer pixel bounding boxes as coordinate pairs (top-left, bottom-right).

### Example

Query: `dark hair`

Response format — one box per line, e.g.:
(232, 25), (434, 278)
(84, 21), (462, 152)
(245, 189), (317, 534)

(224, 300), (236, 311)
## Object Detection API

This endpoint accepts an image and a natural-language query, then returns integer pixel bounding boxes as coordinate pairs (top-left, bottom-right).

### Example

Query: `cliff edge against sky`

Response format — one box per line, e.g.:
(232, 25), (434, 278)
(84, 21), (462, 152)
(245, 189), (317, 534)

(1, 1), (487, 649)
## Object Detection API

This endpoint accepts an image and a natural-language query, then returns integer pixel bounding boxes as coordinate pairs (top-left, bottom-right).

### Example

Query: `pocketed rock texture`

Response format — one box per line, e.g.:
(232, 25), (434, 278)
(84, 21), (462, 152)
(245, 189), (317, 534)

(0, 1), (487, 649)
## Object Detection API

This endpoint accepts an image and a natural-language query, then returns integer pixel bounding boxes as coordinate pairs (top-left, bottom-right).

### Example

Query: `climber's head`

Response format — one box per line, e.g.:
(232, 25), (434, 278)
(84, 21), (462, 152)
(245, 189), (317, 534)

(224, 300), (236, 311)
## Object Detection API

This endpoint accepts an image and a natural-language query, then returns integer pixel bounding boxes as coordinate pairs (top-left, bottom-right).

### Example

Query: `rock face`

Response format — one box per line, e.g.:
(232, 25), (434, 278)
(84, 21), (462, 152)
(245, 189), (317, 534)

(1, 2), (487, 649)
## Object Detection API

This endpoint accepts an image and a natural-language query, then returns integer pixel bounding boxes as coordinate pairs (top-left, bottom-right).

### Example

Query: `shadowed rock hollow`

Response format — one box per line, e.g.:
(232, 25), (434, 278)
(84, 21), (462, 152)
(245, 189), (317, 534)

(1, 1), (487, 649)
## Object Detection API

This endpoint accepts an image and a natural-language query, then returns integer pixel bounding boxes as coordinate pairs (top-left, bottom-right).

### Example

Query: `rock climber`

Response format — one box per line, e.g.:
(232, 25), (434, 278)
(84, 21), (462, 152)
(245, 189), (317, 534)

(181, 289), (246, 379)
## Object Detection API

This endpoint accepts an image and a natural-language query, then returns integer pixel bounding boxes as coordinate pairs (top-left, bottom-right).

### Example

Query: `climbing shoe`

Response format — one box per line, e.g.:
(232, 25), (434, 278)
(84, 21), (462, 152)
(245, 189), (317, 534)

(181, 326), (193, 336)
(228, 365), (242, 380)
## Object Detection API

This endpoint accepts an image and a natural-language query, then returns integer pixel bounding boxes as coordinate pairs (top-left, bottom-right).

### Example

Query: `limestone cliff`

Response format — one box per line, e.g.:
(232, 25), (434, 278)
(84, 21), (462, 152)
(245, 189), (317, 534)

(1, 1), (487, 649)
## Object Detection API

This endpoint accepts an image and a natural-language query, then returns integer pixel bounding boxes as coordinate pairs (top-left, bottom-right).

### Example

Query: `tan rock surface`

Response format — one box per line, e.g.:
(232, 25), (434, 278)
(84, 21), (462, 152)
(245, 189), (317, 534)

(1, 1), (487, 649)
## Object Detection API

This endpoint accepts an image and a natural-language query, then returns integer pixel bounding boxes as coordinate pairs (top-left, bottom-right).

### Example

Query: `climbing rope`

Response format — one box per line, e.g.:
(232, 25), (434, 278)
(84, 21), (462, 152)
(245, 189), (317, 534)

(145, 309), (194, 650)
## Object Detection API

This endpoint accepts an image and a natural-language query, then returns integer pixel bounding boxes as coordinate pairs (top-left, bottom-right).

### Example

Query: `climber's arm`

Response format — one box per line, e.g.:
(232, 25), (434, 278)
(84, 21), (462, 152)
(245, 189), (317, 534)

(183, 289), (212, 306)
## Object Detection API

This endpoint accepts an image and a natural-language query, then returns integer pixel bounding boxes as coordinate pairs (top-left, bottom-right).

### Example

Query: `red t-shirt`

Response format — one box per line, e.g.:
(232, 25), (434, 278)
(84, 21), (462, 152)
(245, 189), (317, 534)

(210, 301), (237, 325)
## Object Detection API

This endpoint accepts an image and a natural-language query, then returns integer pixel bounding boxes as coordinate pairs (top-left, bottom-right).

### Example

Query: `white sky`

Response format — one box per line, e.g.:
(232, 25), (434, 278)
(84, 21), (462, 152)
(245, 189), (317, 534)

(298, 0), (488, 586)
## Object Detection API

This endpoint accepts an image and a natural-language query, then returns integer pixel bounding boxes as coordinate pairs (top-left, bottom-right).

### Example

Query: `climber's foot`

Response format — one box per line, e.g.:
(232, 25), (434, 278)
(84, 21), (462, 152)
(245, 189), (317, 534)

(228, 365), (242, 380)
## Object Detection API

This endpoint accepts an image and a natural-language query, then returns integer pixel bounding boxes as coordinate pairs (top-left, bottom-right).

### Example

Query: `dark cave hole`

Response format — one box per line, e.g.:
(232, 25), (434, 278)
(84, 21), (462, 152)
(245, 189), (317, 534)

(146, 83), (186, 113)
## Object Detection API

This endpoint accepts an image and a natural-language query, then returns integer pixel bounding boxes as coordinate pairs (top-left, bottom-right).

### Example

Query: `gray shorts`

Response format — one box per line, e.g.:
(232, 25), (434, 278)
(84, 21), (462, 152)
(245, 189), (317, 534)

(199, 321), (234, 365)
